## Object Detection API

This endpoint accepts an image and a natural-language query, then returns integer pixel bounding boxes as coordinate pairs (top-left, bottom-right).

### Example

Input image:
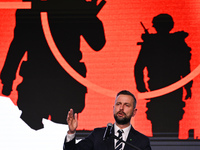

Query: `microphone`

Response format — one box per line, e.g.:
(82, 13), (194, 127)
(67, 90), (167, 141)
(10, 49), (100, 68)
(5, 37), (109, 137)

(103, 123), (113, 141)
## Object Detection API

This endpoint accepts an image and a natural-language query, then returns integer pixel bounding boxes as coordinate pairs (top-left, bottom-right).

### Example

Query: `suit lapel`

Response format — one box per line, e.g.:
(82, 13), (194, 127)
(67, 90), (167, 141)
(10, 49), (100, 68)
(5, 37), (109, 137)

(124, 126), (137, 150)
(106, 137), (114, 150)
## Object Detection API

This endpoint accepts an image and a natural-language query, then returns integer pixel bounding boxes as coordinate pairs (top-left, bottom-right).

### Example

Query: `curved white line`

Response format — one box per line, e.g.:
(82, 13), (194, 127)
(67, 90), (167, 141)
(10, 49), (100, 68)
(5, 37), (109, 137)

(40, 12), (200, 99)
(138, 65), (200, 99)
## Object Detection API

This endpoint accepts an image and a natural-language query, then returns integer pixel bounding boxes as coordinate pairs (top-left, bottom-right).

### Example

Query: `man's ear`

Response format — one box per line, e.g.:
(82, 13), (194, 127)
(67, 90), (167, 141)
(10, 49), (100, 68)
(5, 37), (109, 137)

(132, 109), (137, 117)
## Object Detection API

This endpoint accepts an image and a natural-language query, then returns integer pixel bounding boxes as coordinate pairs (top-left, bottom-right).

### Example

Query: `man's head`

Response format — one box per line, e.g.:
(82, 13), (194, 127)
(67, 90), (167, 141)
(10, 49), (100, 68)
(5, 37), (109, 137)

(113, 90), (137, 127)
(152, 14), (174, 34)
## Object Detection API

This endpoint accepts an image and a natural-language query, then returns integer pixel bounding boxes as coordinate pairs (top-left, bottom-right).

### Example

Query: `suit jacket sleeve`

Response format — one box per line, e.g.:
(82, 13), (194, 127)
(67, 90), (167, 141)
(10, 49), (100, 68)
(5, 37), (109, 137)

(63, 128), (108, 150)
(63, 133), (94, 150)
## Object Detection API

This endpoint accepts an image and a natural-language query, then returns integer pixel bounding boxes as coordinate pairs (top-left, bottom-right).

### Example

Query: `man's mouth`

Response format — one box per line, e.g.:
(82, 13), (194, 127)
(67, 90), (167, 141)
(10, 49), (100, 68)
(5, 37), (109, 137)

(117, 111), (126, 117)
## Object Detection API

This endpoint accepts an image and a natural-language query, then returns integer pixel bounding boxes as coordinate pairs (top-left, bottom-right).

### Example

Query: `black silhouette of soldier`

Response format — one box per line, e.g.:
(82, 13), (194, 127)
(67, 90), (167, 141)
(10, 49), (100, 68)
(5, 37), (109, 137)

(134, 14), (193, 137)
(0, 0), (106, 130)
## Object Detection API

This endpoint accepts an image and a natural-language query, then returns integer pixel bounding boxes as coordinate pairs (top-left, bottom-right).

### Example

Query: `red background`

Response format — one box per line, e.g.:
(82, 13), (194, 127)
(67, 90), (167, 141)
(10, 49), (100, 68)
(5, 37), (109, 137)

(0, 0), (200, 139)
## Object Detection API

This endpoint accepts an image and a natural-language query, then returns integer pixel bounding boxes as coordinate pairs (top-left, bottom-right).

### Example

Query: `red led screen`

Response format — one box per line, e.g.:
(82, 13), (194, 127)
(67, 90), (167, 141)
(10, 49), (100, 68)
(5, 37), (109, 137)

(0, 0), (200, 139)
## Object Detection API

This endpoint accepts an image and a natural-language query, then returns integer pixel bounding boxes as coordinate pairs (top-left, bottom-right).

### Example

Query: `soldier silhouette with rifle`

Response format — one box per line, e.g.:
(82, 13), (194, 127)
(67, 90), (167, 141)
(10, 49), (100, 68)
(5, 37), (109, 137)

(134, 14), (193, 137)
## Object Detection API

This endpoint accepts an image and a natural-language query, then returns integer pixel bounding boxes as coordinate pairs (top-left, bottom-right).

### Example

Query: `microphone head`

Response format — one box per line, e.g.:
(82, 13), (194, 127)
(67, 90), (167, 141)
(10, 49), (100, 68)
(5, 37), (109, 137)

(103, 123), (113, 141)
(107, 123), (113, 127)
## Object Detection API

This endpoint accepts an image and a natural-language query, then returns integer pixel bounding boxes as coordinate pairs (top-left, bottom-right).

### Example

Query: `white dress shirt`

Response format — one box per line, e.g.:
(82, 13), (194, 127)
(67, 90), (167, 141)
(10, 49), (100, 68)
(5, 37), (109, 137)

(114, 124), (131, 150)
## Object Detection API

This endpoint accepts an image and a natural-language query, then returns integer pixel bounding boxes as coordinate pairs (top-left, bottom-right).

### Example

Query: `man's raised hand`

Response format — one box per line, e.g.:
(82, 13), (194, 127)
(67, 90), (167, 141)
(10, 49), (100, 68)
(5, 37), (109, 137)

(67, 109), (78, 134)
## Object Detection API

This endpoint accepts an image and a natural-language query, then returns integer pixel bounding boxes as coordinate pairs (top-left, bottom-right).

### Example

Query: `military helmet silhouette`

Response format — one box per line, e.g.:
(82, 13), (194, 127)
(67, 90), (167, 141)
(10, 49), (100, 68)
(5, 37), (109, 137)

(152, 14), (174, 33)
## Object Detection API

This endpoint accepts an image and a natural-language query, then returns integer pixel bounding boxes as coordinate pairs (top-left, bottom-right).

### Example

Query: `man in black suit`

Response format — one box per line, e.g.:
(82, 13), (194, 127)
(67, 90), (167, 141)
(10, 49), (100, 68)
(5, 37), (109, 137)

(63, 90), (152, 150)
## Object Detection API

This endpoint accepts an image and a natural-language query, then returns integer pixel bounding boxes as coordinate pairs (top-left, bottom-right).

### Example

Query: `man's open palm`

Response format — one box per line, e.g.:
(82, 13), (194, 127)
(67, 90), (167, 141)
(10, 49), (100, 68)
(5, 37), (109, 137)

(67, 109), (78, 134)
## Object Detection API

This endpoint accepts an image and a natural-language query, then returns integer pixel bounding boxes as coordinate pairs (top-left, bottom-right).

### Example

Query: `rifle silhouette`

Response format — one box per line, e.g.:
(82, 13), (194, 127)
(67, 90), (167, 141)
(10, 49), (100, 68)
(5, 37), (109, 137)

(137, 22), (149, 45)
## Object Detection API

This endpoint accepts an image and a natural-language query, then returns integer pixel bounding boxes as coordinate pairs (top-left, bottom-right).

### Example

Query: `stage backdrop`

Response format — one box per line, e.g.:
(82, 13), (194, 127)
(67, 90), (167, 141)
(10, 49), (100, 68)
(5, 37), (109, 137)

(0, 0), (200, 142)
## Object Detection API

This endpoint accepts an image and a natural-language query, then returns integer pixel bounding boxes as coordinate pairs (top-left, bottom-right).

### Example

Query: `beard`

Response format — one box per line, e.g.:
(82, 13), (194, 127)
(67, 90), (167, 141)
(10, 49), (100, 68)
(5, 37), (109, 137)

(114, 111), (131, 125)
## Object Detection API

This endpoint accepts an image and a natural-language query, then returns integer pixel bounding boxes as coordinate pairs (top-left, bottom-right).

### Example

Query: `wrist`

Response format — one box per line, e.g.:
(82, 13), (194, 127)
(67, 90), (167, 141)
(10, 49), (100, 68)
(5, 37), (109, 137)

(67, 130), (76, 134)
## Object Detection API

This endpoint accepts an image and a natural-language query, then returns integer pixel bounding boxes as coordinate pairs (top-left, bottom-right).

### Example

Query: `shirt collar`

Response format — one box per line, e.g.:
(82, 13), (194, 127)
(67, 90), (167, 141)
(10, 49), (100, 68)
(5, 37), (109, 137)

(114, 123), (131, 135)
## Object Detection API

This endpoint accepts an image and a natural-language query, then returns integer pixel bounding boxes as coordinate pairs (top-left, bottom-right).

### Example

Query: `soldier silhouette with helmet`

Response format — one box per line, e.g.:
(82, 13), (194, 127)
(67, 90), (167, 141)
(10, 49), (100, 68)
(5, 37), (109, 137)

(0, 0), (106, 130)
(134, 14), (193, 137)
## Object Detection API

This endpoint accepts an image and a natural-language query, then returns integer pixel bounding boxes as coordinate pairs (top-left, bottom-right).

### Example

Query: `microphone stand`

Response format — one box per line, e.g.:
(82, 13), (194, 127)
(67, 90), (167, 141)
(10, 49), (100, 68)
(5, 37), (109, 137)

(110, 135), (142, 150)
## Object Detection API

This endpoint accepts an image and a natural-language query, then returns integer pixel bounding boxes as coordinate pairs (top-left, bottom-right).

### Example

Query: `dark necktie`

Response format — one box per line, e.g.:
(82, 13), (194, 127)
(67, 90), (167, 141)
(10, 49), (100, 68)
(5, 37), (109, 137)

(115, 130), (123, 150)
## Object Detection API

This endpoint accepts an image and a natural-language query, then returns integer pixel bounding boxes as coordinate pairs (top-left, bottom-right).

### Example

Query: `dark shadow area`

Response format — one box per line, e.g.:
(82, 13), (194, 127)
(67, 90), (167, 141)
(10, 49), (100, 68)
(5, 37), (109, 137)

(134, 14), (193, 138)
(0, 0), (106, 130)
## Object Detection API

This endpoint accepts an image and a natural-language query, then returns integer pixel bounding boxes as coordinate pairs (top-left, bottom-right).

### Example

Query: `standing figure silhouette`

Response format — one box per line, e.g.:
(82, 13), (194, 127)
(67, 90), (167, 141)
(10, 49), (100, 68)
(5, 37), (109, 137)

(0, 0), (106, 130)
(134, 14), (193, 137)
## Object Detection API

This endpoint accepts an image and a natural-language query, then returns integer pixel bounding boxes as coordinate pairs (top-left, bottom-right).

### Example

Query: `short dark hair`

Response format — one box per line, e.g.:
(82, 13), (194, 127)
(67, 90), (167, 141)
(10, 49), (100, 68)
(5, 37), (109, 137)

(116, 90), (137, 109)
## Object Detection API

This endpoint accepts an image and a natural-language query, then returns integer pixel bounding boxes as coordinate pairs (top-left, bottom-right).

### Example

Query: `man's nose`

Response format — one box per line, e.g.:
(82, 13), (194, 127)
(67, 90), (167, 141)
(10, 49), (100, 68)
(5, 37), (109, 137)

(119, 105), (124, 110)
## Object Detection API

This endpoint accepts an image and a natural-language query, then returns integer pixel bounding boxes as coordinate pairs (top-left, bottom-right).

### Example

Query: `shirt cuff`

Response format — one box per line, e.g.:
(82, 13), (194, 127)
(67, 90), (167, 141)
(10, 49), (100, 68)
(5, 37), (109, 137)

(66, 132), (76, 142)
